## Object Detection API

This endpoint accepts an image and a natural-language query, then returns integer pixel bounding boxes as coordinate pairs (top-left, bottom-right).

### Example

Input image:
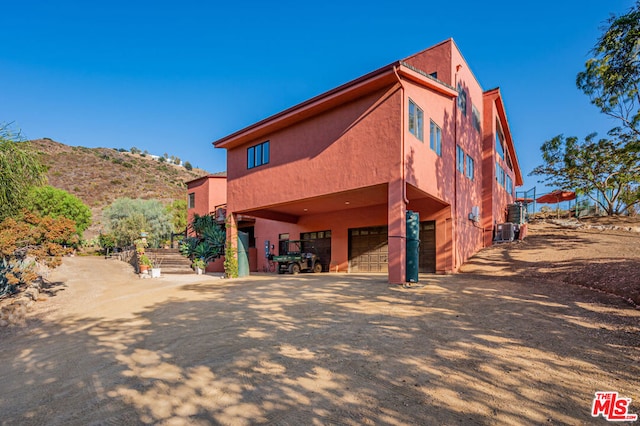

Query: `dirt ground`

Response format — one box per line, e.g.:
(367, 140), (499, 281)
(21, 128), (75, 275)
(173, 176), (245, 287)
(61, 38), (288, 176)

(0, 222), (639, 425)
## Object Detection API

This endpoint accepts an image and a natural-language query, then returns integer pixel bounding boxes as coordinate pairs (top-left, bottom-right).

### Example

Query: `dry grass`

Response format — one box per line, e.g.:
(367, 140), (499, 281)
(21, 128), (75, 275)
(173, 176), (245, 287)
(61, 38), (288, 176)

(30, 139), (212, 238)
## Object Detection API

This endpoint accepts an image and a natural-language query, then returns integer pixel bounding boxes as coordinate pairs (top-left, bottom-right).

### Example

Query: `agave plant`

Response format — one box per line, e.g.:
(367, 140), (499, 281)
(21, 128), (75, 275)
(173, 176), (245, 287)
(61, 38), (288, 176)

(180, 214), (225, 264)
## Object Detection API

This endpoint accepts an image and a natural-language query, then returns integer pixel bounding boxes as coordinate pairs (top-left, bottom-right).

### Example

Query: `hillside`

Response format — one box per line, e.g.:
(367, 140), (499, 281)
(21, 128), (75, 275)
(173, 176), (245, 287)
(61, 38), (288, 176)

(29, 138), (215, 238)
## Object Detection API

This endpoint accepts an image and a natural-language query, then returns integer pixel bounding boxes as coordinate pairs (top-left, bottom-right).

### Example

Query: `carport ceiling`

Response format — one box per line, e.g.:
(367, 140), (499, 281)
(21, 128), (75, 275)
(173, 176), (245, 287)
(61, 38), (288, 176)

(241, 184), (388, 223)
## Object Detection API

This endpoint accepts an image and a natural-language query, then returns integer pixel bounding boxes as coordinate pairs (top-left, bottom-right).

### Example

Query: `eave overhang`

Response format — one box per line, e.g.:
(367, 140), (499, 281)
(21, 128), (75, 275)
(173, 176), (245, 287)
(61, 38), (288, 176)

(485, 87), (523, 186)
(212, 62), (459, 150)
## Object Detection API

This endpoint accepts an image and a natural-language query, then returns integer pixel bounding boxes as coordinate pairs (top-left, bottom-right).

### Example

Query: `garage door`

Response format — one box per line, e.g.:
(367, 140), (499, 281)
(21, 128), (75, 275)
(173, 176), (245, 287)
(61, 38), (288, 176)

(349, 226), (388, 273)
(419, 221), (436, 273)
(301, 230), (331, 272)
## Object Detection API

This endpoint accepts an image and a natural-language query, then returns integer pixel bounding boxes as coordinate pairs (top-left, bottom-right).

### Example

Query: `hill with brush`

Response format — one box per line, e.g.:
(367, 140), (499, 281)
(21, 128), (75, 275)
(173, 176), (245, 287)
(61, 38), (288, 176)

(29, 138), (217, 238)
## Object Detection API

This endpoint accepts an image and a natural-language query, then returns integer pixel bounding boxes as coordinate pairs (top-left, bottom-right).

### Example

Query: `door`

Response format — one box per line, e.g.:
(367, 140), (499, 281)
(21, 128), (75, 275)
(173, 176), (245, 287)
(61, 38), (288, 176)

(419, 221), (436, 273)
(349, 226), (388, 273)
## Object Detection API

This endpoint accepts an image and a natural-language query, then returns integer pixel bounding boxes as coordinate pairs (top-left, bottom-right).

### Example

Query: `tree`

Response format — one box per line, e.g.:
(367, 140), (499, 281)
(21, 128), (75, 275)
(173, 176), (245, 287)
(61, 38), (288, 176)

(531, 133), (639, 215)
(26, 186), (92, 238)
(0, 124), (46, 221)
(166, 199), (187, 233)
(184, 161), (193, 171)
(576, 1), (640, 146)
(0, 211), (77, 297)
(102, 198), (172, 247)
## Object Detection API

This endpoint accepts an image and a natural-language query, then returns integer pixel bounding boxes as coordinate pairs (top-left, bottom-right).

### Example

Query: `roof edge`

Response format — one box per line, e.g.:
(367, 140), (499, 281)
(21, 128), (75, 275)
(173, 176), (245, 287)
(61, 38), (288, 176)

(213, 62), (400, 149)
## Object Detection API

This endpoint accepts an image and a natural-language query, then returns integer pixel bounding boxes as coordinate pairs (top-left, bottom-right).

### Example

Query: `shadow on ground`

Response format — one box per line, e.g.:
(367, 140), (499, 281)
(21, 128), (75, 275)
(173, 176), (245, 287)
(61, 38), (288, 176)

(1, 271), (638, 425)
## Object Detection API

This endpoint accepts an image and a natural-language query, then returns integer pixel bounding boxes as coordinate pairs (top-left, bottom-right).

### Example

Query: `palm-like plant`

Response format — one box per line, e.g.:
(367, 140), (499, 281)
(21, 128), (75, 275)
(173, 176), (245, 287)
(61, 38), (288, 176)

(180, 214), (225, 267)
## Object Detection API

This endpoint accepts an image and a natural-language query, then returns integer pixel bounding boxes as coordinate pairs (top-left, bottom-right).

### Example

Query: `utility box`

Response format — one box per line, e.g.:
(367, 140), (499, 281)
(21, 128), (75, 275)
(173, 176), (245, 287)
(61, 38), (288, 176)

(406, 210), (420, 283)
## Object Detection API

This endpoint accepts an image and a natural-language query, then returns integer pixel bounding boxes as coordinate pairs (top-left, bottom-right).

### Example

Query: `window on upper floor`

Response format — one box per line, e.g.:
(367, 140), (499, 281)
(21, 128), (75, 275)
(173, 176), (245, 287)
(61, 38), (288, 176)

(429, 71), (438, 79)
(457, 83), (467, 117)
(188, 192), (195, 209)
(506, 175), (513, 195)
(409, 99), (424, 141)
(247, 140), (270, 169)
(505, 146), (513, 171)
(472, 105), (481, 133)
(429, 120), (442, 156)
(495, 122), (505, 160)
(496, 161), (505, 187)
(466, 155), (474, 181)
(457, 145), (465, 173)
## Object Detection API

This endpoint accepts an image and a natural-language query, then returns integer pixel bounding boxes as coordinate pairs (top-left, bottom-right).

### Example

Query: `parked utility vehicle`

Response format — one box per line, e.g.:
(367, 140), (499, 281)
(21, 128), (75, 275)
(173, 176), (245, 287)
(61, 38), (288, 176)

(272, 240), (322, 274)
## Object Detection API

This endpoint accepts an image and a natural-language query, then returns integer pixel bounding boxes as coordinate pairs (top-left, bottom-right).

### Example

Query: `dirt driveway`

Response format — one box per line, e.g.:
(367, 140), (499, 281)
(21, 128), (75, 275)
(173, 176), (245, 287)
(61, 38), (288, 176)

(1, 223), (639, 425)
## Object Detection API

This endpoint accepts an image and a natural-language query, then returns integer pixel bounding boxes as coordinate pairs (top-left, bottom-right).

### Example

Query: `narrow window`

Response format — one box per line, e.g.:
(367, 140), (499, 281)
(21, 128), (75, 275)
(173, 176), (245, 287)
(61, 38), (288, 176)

(506, 175), (513, 195)
(495, 122), (505, 160)
(409, 99), (424, 141)
(457, 83), (467, 116)
(430, 120), (442, 156)
(466, 155), (474, 180)
(457, 145), (465, 173)
(496, 162), (505, 187)
(262, 141), (270, 164)
(255, 144), (262, 167)
(472, 105), (481, 132)
(247, 146), (255, 169)
(188, 193), (195, 209)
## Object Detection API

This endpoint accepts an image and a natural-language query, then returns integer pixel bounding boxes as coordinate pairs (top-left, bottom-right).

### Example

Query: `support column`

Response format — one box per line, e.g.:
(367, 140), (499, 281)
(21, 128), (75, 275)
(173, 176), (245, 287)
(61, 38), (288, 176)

(388, 180), (407, 284)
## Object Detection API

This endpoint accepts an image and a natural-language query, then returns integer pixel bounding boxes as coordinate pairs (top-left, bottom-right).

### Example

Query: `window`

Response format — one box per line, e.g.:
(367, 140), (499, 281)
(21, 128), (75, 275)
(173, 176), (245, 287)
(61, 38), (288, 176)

(429, 120), (442, 156)
(188, 193), (195, 209)
(429, 71), (438, 79)
(506, 175), (513, 195)
(408, 99), (424, 141)
(496, 162), (505, 187)
(457, 145), (465, 173)
(457, 83), (467, 116)
(495, 123), (505, 160)
(247, 140), (270, 169)
(472, 105), (481, 133)
(466, 155), (474, 180)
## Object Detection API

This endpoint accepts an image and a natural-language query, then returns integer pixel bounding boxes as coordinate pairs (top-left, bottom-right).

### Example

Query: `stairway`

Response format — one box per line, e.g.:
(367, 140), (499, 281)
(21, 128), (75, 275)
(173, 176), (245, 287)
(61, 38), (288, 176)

(145, 248), (194, 275)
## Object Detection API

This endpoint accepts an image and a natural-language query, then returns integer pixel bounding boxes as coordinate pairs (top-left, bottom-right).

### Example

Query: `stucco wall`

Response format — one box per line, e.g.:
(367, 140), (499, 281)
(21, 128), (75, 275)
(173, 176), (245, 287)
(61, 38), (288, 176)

(482, 92), (517, 244)
(186, 176), (227, 234)
(226, 87), (402, 214)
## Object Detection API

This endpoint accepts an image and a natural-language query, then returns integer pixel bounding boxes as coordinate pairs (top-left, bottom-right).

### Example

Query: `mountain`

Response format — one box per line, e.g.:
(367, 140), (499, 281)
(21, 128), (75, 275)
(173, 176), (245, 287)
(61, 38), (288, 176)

(30, 138), (214, 239)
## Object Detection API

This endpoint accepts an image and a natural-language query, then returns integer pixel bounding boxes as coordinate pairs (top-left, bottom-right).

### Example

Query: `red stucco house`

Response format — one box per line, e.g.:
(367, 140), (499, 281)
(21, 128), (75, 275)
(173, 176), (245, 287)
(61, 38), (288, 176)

(193, 39), (522, 284)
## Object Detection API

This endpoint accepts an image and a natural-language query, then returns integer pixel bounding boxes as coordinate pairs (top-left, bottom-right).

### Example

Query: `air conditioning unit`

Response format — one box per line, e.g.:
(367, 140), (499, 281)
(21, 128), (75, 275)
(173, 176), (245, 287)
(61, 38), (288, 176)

(495, 223), (516, 242)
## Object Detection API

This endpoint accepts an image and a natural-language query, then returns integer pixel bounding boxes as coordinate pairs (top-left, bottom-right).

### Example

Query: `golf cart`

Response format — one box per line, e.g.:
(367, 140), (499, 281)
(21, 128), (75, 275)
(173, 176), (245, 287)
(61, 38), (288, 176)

(272, 240), (322, 274)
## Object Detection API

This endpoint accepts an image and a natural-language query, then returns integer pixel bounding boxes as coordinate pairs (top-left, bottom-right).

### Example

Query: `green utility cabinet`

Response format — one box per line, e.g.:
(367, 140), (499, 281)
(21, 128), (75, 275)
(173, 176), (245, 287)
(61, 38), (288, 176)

(237, 231), (250, 278)
(406, 210), (420, 283)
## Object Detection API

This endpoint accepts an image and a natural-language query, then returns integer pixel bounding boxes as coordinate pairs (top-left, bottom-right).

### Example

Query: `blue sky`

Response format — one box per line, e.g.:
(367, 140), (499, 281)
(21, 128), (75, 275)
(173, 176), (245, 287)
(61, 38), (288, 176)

(0, 0), (634, 192)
